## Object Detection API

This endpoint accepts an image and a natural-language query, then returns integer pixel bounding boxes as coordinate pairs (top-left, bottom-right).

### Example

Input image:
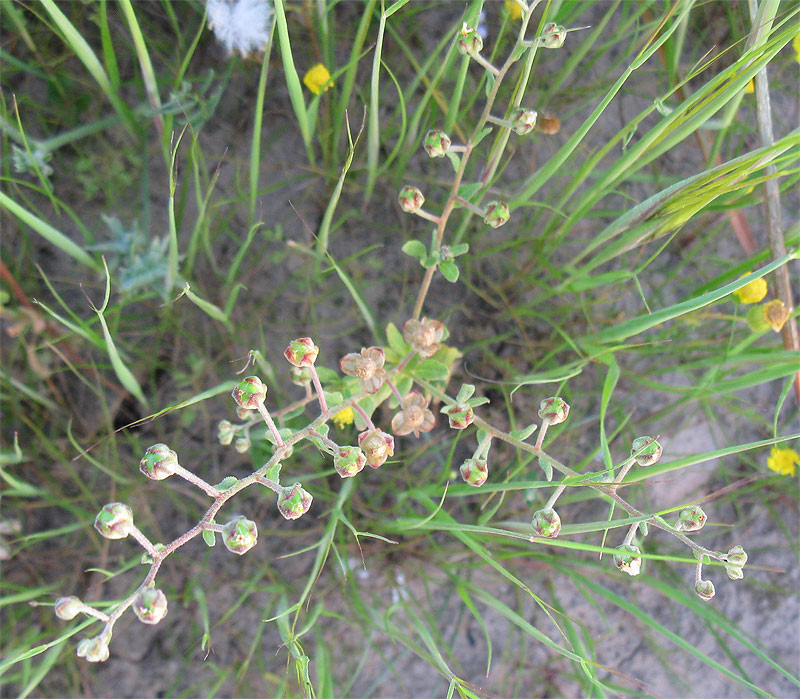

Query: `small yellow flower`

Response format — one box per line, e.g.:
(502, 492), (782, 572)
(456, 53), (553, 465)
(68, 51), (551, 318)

(303, 63), (332, 95)
(762, 299), (789, 332)
(767, 447), (799, 476)
(744, 78), (754, 94)
(504, 0), (523, 20)
(793, 32), (800, 64)
(732, 273), (768, 304)
(332, 407), (354, 429)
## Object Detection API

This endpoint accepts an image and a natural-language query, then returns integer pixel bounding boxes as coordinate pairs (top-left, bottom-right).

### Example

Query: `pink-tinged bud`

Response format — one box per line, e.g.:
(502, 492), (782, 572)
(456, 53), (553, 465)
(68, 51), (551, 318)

(403, 317), (445, 358)
(221, 516), (258, 554)
(482, 201), (510, 228)
(234, 436), (251, 453)
(423, 129), (451, 158)
(631, 436), (662, 466)
(358, 429), (395, 469)
(694, 578), (715, 601)
(290, 366), (313, 386)
(284, 337), (319, 367)
(531, 508), (561, 538)
(132, 587), (168, 624)
(76, 636), (110, 663)
(54, 596), (83, 620)
(459, 458), (488, 487)
(510, 107), (538, 135)
(613, 544), (642, 576)
(398, 185), (425, 213)
(540, 22), (567, 49)
(457, 24), (483, 56)
(94, 503), (134, 540)
(277, 483), (314, 520)
(334, 446), (367, 478)
(236, 406), (253, 420)
(218, 420), (234, 445)
(675, 505), (706, 532)
(139, 443), (179, 481)
(231, 376), (267, 409)
(443, 403), (474, 430)
(538, 397), (570, 425)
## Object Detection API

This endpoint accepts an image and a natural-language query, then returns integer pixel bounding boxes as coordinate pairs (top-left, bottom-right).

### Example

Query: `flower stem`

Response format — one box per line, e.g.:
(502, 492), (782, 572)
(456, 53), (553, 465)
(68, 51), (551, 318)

(256, 401), (285, 448)
(308, 365), (328, 414)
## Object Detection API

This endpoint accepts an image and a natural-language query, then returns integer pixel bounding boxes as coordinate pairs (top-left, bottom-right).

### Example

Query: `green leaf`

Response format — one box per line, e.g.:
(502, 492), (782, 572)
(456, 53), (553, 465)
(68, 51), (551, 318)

(457, 183), (482, 200)
(439, 260), (459, 282)
(449, 243), (469, 256)
(401, 239), (427, 259)
(422, 255), (437, 269)
(414, 359), (450, 381)
(202, 529), (216, 547)
(472, 125), (493, 147)
(214, 476), (238, 491)
(386, 321), (410, 356)
(445, 149), (461, 172)
(538, 456), (553, 481)
(265, 462), (282, 482)
(510, 424), (539, 441)
(456, 383), (476, 403)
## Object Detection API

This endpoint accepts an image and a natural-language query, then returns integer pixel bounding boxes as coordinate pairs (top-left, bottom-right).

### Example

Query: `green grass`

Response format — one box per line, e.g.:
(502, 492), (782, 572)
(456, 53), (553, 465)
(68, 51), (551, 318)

(1, 0), (799, 697)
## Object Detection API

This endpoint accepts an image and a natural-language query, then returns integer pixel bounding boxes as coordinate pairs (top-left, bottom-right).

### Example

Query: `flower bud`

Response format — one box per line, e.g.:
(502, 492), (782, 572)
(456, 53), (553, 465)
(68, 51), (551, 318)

(423, 129), (451, 158)
(531, 508), (561, 538)
(725, 565), (744, 581)
(358, 428), (395, 468)
(132, 587), (168, 624)
(540, 22), (567, 49)
(459, 458), (488, 487)
(725, 544), (747, 567)
(631, 436), (662, 466)
(613, 544), (642, 576)
(398, 185), (425, 213)
(237, 406), (254, 420)
(510, 107), (538, 135)
(482, 200), (510, 228)
(694, 578), (715, 601)
(538, 397), (570, 425)
(277, 483), (313, 520)
(334, 446), (367, 478)
(54, 596), (83, 620)
(675, 505), (707, 532)
(94, 503), (134, 540)
(290, 366), (313, 386)
(443, 403), (474, 430)
(231, 376), (267, 409)
(218, 420), (234, 445)
(221, 516), (258, 554)
(234, 436), (251, 453)
(457, 24), (483, 56)
(746, 304), (770, 333)
(76, 636), (110, 663)
(139, 443), (179, 481)
(284, 337), (319, 367)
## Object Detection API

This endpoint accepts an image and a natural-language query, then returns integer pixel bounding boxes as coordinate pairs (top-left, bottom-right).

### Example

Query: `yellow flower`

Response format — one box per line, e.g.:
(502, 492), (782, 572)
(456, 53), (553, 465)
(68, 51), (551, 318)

(504, 0), (523, 20)
(793, 32), (800, 64)
(303, 63), (332, 95)
(332, 407), (354, 429)
(732, 273), (767, 304)
(744, 78), (754, 94)
(767, 447), (799, 476)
